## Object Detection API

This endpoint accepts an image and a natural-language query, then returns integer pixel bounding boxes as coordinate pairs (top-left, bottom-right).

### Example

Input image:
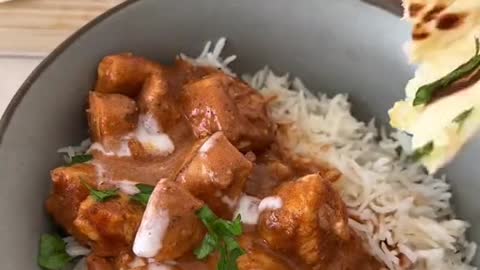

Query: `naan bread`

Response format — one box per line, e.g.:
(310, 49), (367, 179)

(390, 0), (480, 172)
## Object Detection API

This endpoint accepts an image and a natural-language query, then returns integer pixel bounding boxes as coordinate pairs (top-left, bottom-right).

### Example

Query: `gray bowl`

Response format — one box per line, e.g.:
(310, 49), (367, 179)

(1, 0), (478, 269)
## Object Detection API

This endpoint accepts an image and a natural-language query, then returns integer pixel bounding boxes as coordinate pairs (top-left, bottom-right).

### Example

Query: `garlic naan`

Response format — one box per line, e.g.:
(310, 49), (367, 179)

(390, 0), (480, 172)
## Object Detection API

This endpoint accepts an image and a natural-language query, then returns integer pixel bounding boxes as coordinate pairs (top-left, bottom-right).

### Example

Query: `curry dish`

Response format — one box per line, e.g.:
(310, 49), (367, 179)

(45, 53), (383, 270)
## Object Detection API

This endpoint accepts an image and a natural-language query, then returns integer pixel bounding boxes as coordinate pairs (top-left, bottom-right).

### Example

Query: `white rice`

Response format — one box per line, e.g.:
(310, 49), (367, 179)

(63, 38), (476, 270)
(179, 37), (236, 76)
(185, 38), (477, 270)
(63, 236), (90, 258)
(72, 257), (87, 270)
(62, 237), (90, 270)
(57, 138), (91, 163)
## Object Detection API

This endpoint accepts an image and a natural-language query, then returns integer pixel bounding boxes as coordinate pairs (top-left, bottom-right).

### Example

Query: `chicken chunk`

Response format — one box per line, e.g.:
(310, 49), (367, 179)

(258, 174), (381, 269)
(87, 255), (114, 270)
(133, 180), (205, 262)
(95, 54), (163, 97)
(182, 73), (274, 152)
(137, 73), (182, 133)
(74, 195), (144, 256)
(237, 234), (293, 270)
(167, 59), (218, 90)
(46, 164), (97, 243)
(88, 92), (138, 146)
(286, 154), (342, 183)
(246, 151), (295, 198)
(176, 132), (253, 218)
(206, 233), (294, 270)
(257, 174), (350, 267)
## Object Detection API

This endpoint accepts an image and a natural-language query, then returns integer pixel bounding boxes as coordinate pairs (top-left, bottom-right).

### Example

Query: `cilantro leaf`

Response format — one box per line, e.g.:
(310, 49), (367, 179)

(194, 206), (245, 270)
(81, 181), (118, 202)
(411, 141), (434, 161)
(38, 234), (72, 270)
(136, 184), (154, 194)
(90, 189), (119, 202)
(197, 205), (218, 226)
(68, 154), (93, 166)
(211, 215), (243, 237)
(413, 39), (480, 106)
(224, 236), (245, 270)
(38, 253), (71, 270)
(453, 107), (474, 131)
(130, 184), (154, 206)
(194, 234), (218, 259)
(131, 193), (151, 206)
(230, 215), (243, 236)
(217, 244), (229, 270)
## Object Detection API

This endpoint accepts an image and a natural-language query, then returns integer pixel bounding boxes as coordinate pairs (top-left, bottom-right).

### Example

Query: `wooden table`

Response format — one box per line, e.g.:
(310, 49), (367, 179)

(0, 0), (122, 115)
(0, 0), (122, 56)
(0, 0), (402, 56)
(0, 0), (404, 116)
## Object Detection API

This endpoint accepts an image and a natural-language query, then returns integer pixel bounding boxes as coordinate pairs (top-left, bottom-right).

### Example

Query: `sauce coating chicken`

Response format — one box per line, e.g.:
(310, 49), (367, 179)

(182, 73), (275, 151)
(258, 174), (381, 269)
(236, 234), (294, 270)
(46, 164), (97, 243)
(137, 73), (182, 133)
(88, 92), (138, 150)
(45, 53), (382, 270)
(176, 131), (252, 218)
(95, 54), (163, 97)
(74, 195), (143, 257)
(133, 180), (205, 261)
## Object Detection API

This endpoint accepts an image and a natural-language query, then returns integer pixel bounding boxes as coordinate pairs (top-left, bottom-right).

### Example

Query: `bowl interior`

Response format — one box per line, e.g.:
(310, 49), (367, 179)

(2, 0), (477, 269)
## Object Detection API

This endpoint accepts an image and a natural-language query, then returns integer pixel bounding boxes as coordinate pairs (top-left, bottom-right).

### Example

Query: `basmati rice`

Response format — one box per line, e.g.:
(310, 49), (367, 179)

(186, 38), (477, 270)
(63, 38), (477, 270)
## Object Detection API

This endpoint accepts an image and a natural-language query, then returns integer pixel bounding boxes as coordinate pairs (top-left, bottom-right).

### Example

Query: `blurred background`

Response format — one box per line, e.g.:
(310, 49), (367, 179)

(0, 0), (401, 115)
(0, 0), (122, 115)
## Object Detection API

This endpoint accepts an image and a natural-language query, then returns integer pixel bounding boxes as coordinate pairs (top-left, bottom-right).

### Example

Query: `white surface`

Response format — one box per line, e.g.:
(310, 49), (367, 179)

(0, 57), (42, 116)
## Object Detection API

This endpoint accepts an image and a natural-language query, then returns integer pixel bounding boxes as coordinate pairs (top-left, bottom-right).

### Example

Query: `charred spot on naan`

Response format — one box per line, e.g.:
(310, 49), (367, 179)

(422, 4), (447, 23)
(413, 23), (431, 40)
(408, 3), (425, 18)
(406, 1), (471, 42)
(436, 13), (467, 30)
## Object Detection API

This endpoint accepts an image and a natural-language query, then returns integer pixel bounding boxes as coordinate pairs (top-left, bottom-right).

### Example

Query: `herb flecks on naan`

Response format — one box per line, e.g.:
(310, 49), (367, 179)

(389, 0), (480, 172)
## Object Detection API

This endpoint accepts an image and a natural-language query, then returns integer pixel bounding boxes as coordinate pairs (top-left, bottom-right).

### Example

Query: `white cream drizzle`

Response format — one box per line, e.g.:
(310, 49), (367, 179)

(112, 180), (140, 195)
(135, 114), (175, 155)
(133, 184), (170, 258)
(221, 195), (238, 209)
(258, 196), (283, 212)
(199, 132), (223, 154)
(133, 208), (170, 258)
(89, 140), (131, 157)
(234, 195), (284, 225)
(88, 113), (175, 158)
(234, 195), (261, 225)
(92, 162), (141, 195)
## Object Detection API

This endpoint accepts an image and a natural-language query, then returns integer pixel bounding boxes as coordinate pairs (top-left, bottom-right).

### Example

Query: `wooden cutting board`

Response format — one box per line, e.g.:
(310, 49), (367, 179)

(0, 0), (123, 56)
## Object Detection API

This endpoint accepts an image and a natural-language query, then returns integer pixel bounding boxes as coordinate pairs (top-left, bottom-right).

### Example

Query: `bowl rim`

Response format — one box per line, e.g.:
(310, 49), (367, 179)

(0, 0), (401, 145)
(0, 0), (139, 144)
